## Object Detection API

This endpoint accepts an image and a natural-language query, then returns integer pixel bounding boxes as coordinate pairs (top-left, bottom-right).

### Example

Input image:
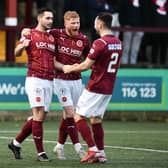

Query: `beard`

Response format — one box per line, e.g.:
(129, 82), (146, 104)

(67, 28), (79, 37)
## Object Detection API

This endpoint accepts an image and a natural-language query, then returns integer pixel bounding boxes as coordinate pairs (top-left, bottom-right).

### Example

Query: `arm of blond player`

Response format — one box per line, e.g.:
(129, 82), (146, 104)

(54, 57), (64, 71)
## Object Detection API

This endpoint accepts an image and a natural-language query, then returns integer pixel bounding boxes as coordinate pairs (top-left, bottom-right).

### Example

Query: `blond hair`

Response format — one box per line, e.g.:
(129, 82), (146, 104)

(64, 11), (79, 21)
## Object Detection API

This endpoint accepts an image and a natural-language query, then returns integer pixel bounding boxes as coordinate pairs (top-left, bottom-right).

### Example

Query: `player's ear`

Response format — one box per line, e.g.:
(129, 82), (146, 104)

(64, 20), (67, 28)
(99, 21), (104, 30)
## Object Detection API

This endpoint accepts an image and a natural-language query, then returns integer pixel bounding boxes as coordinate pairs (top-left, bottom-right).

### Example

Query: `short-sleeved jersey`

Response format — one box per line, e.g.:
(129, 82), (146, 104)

(86, 35), (122, 94)
(22, 29), (55, 80)
(50, 29), (90, 80)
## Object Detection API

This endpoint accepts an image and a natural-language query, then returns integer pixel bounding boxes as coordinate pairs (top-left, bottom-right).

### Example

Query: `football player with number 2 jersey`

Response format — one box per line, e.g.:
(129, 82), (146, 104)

(63, 12), (123, 163)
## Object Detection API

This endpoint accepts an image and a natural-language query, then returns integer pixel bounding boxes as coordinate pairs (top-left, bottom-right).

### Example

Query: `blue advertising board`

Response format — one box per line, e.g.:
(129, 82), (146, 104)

(112, 77), (162, 103)
(0, 68), (167, 111)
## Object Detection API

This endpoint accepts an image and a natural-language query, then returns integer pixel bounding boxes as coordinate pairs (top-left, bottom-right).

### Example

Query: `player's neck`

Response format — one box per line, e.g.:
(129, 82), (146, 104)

(100, 30), (113, 37)
(35, 25), (46, 32)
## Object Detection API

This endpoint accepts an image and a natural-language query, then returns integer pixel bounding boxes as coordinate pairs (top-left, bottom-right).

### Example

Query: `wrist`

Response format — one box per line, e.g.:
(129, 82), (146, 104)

(18, 44), (24, 50)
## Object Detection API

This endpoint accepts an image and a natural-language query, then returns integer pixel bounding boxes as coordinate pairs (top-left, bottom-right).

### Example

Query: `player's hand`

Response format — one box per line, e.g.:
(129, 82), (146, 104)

(63, 65), (73, 73)
(21, 28), (31, 37)
(22, 39), (31, 47)
(18, 37), (31, 49)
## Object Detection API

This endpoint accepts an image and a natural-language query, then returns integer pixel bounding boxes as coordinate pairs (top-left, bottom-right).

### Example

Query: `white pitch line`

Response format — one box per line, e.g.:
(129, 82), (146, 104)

(1, 136), (168, 154)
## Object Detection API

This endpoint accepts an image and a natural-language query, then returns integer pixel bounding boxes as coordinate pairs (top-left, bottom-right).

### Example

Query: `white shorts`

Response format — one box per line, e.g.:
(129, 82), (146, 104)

(76, 89), (112, 119)
(25, 77), (53, 112)
(53, 78), (83, 108)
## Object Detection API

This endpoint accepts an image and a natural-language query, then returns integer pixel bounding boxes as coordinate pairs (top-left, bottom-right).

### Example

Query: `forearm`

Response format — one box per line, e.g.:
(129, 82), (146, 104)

(63, 58), (94, 74)
(14, 44), (25, 56)
(71, 62), (89, 72)
(54, 60), (64, 71)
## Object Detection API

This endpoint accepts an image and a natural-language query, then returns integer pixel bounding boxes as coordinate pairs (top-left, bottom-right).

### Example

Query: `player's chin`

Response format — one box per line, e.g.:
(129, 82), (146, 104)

(46, 25), (52, 29)
(72, 30), (78, 36)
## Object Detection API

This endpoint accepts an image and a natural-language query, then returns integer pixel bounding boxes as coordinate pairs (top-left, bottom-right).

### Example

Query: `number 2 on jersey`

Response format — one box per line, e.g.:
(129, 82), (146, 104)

(107, 52), (119, 73)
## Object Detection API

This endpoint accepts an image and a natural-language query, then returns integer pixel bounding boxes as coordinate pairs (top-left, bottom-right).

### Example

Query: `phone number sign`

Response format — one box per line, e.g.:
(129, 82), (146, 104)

(111, 77), (162, 103)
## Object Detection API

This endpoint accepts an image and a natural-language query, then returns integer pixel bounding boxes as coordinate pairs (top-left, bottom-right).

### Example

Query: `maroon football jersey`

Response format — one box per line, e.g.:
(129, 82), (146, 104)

(50, 29), (90, 80)
(86, 35), (122, 94)
(23, 29), (55, 80)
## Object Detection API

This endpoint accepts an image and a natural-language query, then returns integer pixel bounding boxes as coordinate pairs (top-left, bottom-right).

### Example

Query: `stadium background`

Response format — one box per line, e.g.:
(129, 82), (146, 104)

(0, 1), (168, 168)
(0, 0), (168, 121)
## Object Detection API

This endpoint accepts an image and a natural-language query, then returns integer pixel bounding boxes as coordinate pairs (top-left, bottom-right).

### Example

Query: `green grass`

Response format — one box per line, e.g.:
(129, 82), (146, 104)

(0, 120), (168, 168)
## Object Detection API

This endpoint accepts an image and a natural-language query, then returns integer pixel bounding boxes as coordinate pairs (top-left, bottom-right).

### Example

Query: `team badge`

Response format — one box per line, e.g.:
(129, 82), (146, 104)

(62, 96), (67, 102)
(76, 40), (83, 47)
(36, 97), (41, 102)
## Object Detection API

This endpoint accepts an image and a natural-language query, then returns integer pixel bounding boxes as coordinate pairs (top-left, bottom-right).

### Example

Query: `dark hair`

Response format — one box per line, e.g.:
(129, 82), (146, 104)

(97, 12), (112, 29)
(37, 7), (55, 16)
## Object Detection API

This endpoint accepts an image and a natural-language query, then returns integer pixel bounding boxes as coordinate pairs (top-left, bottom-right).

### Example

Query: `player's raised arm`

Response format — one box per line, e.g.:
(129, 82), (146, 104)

(14, 28), (31, 56)
(14, 37), (30, 56)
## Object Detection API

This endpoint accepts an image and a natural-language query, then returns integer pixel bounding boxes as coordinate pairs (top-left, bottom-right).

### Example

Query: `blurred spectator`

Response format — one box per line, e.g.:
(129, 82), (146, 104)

(87, 0), (114, 42)
(0, 0), (5, 24)
(110, 0), (121, 38)
(153, 0), (167, 15)
(33, 0), (64, 27)
(18, 0), (27, 24)
(150, 0), (168, 65)
(111, 12), (120, 38)
(119, 0), (144, 65)
(137, 0), (153, 64)
(17, 0), (41, 25)
(63, 0), (88, 29)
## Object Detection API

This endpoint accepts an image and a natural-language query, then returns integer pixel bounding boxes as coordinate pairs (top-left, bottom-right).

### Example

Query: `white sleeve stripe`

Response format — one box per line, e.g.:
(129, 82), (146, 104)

(97, 38), (107, 45)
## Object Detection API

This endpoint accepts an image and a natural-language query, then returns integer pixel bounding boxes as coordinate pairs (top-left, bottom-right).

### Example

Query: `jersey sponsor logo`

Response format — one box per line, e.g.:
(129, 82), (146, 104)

(108, 44), (122, 50)
(76, 40), (83, 47)
(58, 45), (82, 57)
(35, 42), (55, 52)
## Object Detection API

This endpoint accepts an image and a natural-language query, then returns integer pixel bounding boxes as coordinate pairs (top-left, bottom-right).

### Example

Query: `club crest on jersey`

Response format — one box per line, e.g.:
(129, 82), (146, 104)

(76, 40), (83, 47)
(36, 96), (41, 102)
(62, 96), (67, 102)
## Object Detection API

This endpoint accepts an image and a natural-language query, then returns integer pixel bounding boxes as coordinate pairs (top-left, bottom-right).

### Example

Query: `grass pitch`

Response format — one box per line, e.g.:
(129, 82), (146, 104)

(0, 120), (168, 168)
